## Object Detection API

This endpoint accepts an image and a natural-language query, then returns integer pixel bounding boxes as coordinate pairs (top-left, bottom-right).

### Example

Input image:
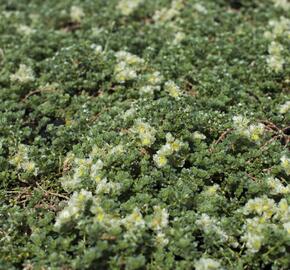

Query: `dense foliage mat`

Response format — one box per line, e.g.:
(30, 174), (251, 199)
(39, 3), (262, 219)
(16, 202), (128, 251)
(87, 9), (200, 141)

(0, 0), (290, 269)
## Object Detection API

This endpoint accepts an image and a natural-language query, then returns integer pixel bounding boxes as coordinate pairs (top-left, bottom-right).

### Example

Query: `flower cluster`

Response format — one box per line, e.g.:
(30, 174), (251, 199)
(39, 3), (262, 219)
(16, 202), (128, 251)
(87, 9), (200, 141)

(242, 197), (290, 253)
(150, 206), (169, 231)
(153, 0), (184, 24)
(266, 177), (290, 195)
(61, 144), (126, 195)
(140, 71), (163, 96)
(193, 3), (208, 14)
(117, 0), (143, 16)
(267, 41), (285, 73)
(279, 100), (290, 114)
(196, 213), (228, 243)
(276, 199), (290, 225)
(272, 0), (290, 10)
(241, 217), (267, 253)
(131, 119), (156, 146)
(114, 51), (145, 83)
(9, 144), (38, 176)
(90, 159), (104, 183)
(123, 107), (136, 120)
(90, 205), (167, 243)
(17, 24), (35, 36)
(70, 6), (85, 23)
(10, 64), (35, 83)
(150, 206), (169, 247)
(264, 15), (288, 73)
(204, 184), (220, 195)
(243, 196), (276, 219)
(172, 31), (186, 45)
(54, 189), (93, 230)
(281, 155), (290, 175)
(122, 207), (146, 231)
(194, 257), (221, 270)
(264, 17), (290, 39)
(61, 156), (93, 191)
(193, 131), (207, 140)
(153, 133), (184, 168)
(90, 43), (103, 55)
(96, 177), (121, 195)
(232, 115), (265, 143)
(164, 80), (182, 99)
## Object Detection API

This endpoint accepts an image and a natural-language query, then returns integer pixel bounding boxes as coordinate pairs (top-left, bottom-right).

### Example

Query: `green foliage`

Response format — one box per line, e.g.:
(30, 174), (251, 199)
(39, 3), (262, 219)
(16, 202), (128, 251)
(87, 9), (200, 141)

(0, 0), (289, 269)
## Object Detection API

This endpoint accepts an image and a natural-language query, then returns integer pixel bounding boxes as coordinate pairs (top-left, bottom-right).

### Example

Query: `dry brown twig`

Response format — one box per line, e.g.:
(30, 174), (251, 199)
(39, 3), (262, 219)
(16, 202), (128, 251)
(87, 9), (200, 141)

(260, 120), (289, 150)
(36, 182), (69, 200)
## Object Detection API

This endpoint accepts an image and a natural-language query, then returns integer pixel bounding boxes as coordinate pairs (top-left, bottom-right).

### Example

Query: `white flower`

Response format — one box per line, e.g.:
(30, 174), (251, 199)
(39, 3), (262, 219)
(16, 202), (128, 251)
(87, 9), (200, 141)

(22, 161), (38, 176)
(155, 231), (169, 247)
(194, 257), (221, 270)
(90, 159), (104, 183)
(90, 44), (103, 54)
(140, 85), (160, 96)
(205, 184), (220, 195)
(123, 208), (146, 230)
(241, 217), (267, 253)
(244, 233), (264, 253)
(173, 31), (186, 45)
(164, 80), (182, 98)
(193, 131), (206, 140)
(281, 155), (290, 175)
(268, 17), (290, 38)
(70, 6), (85, 22)
(266, 177), (290, 195)
(272, 0), (290, 10)
(158, 144), (174, 156)
(268, 41), (283, 55)
(17, 24), (35, 36)
(9, 144), (29, 169)
(114, 51), (145, 83)
(117, 0), (143, 16)
(283, 222), (290, 234)
(153, 133), (184, 168)
(232, 115), (250, 130)
(153, 154), (168, 168)
(246, 123), (265, 142)
(109, 144), (124, 156)
(153, 8), (179, 23)
(132, 119), (156, 146)
(267, 41), (284, 72)
(274, 199), (290, 222)
(150, 206), (169, 231)
(123, 108), (136, 119)
(194, 3), (208, 14)
(96, 178), (121, 195)
(267, 55), (284, 72)
(10, 64), (35, 83)
(196, 213), (212, 228)
(91, 27), (104, 37)
(9, 144), (38, 175)
(243, 196), (276, 219)
(153, 0), (184, 23)
(115, 51), (144, 66)
(61, 175), (82, 192)
(54, 189), (93, 229)
(196, 213), (228, 242)
(279, 101), (290, 114)
(115, 68), (137, 83)
(146, 71), (163, 85)
(233, 116), (265, 143)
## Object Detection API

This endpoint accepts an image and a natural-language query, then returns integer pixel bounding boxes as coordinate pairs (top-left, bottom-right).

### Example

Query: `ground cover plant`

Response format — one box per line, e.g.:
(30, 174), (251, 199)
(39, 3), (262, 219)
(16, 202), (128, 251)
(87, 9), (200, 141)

(0, 0), (289, 269)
